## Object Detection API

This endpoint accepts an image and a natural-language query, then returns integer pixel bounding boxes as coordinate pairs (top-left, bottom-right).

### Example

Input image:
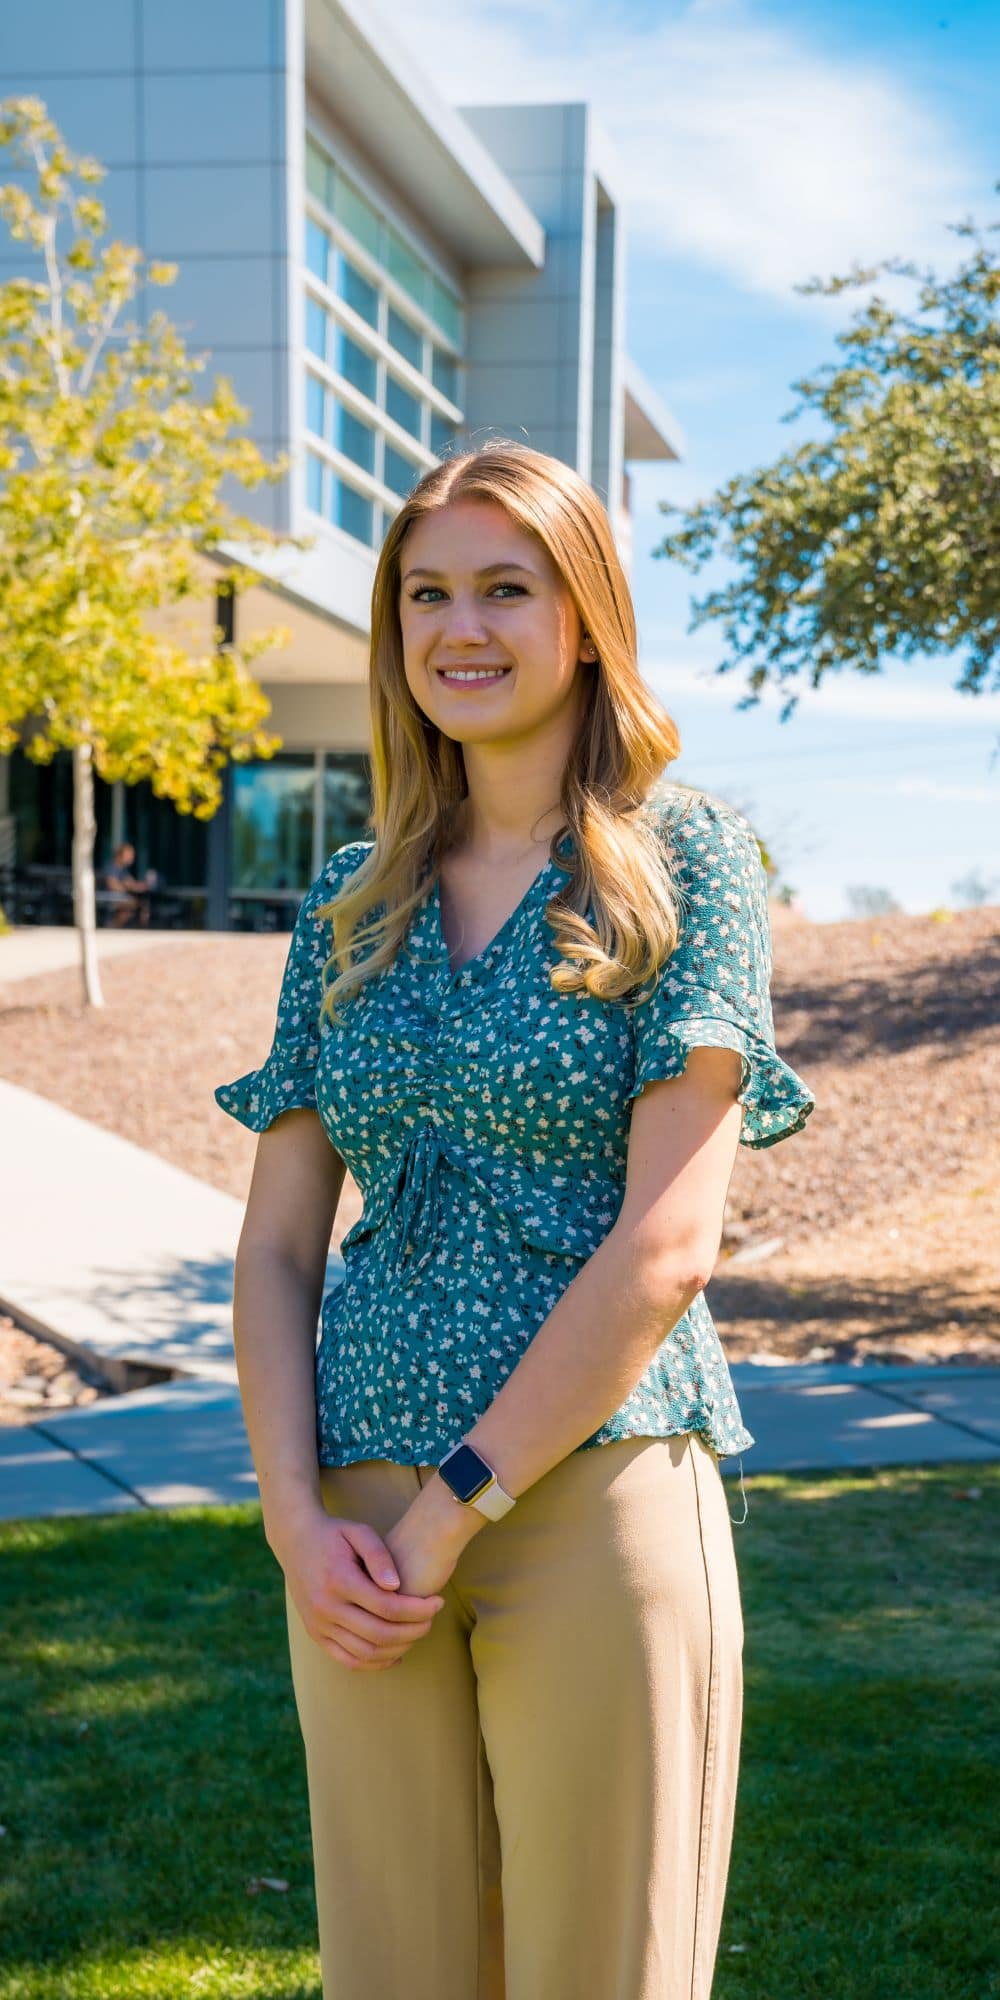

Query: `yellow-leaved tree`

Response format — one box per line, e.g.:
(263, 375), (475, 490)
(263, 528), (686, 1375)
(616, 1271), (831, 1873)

(0, 96), (293, 1006)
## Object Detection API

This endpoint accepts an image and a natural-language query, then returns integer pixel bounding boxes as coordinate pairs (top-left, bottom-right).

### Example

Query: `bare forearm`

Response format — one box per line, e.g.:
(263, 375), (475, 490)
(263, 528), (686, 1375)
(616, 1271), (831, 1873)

(232, 1244), (325, 1546)
(404, 1225), (703, 1548)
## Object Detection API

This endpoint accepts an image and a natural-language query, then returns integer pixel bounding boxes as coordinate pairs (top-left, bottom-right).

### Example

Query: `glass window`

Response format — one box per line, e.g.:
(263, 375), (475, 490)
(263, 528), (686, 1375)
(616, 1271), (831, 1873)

(431, 346), (459, 403)
(328, 476), (374, 545)
(383, 442), (420, 498)
(9, 745), (73, 868)
(306, 450), (324, 513)
(305, 373), (327, 439)
(323, 752), (373, 858)
(331, 324), (377, 403)
(231, 753), (316, 893)
(127, 781), (209, 897)
(333, 248), (379, 329)
(430, 412), (457, 458)
(334, 169), (381, 259)
(332, 398), (375, 473)
(306, 137), (330, 205)
(429, 275), (462, 346)
(386, 372), (422, 440)
(386, 224), (426, 309)
(305, 217), (329, 284)
(388, 304), (423, 371)
(305, 296), (327, 362)
(11, 747), (210, 915)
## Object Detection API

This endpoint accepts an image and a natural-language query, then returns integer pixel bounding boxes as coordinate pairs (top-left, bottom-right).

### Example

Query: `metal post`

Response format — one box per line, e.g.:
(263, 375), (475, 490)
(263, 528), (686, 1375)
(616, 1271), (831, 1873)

(312, 749), (325, 877)
(110, 779), (126, 850)
(207, 585), (237, 931)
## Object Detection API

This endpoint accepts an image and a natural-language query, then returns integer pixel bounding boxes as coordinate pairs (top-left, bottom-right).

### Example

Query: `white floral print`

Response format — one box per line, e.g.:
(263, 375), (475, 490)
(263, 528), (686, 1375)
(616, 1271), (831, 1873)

(215, 789), (816, 1465)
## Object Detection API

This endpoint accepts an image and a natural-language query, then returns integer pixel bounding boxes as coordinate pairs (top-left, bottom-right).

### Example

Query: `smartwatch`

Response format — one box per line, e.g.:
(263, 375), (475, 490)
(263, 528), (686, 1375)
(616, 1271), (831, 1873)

(437, 1441), (516, 1521)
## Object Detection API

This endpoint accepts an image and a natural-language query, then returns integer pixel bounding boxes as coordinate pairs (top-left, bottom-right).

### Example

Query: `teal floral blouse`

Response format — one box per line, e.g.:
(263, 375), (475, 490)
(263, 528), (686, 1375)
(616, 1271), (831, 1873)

(215, 788), (816, 1468)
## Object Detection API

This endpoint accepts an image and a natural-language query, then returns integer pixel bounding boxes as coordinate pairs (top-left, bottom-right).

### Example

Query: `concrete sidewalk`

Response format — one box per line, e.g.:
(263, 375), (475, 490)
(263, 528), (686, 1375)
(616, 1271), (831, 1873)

(0, 1078), (252, 1383)
(0, 924), (203, 984)
(0, 1079), (997, 1522)
(0, 1077), (341, 1519)
(2, 1362), (997, 1522)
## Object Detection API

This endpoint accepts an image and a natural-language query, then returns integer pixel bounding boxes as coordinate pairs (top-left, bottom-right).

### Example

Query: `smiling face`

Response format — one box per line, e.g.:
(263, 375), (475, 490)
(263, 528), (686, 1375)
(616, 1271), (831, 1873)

(398, 498), (597, 749)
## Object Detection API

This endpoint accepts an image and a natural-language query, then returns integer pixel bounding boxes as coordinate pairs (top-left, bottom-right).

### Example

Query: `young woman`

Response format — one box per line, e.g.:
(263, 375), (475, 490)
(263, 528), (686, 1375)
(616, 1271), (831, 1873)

(216, 440), (816, 1999)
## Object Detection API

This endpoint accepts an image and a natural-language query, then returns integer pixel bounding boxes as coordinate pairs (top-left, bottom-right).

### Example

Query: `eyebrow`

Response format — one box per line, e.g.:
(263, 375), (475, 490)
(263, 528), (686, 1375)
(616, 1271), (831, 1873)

(401, 561), (537, 583)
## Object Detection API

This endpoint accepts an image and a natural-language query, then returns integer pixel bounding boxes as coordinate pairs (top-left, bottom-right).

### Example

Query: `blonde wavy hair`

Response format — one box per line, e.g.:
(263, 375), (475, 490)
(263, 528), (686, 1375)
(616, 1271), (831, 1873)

(317, 438), (706, 1026)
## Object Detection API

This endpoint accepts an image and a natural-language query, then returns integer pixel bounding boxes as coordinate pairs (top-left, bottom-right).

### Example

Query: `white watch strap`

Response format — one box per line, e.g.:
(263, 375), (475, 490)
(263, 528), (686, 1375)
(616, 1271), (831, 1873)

(471, 1476), (516, 1521)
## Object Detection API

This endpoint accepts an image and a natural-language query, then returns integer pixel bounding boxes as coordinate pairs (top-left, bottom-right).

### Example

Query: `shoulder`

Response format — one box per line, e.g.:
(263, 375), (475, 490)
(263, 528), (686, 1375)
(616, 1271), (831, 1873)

(323, 836), (376, 894)
(644, 785), (762, 878)
(643, 788), (769, 960)
(299, 838), (376, 924)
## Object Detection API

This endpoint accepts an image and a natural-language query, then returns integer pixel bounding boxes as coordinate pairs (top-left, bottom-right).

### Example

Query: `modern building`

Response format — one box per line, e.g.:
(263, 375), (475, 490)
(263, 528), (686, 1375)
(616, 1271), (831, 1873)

(0, 0), (683, 929)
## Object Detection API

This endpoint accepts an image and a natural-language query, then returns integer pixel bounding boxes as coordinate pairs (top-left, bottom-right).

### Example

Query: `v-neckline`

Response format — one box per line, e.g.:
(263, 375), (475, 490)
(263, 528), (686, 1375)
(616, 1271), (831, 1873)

(432, 851), (561, 984)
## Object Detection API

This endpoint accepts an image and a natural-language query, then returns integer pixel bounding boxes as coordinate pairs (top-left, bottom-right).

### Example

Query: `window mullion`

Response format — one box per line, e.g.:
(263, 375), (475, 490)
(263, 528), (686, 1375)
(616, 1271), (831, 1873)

(302, 130), (466, 549)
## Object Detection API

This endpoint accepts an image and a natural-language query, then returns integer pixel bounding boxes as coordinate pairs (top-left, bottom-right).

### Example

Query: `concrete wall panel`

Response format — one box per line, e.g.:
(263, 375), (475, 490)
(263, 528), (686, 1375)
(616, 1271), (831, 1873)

(158, 255), (277, 347)
(14, 73), (138, 161)
(142, 71), (278, 165)
(206, 348), (280, 437)
(140, 0), (279, 73)
(457, 102), (574, 176)
(144, 164), (275, 255)
(0, 0), (137, 73)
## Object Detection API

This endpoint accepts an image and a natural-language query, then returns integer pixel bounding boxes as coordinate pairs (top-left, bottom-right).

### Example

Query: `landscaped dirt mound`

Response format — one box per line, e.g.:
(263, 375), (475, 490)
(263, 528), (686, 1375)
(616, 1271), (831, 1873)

(1, 900), (997, 1374)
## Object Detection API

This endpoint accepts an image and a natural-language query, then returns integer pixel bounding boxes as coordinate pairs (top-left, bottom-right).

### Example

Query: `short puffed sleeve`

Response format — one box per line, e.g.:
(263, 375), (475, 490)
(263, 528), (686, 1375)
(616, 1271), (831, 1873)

(214, 843), (363, 1133)
(627, 795), (816, 1148)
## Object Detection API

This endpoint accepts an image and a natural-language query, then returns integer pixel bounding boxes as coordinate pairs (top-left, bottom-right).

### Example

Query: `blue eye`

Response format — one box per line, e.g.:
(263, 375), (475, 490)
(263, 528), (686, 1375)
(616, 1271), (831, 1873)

(407, 582), (527, 603)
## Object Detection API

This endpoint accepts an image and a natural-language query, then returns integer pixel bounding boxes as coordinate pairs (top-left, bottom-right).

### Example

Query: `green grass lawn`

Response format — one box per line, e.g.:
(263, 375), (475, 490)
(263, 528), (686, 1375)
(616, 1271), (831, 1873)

(1, 1463), (997, 1999)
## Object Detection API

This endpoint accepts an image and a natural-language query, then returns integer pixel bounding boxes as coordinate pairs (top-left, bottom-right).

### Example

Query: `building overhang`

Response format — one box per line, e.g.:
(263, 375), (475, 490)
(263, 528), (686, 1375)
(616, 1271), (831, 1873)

(623, 355), (686, 463)
(144, 547), (371, 685)
(306, 0), (546, 272)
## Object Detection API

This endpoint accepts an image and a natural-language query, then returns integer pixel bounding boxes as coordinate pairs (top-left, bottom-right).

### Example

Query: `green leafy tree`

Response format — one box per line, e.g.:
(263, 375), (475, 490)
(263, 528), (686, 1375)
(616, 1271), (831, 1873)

(0, 96), (292, 1006)
(654, 191), (1000, 746)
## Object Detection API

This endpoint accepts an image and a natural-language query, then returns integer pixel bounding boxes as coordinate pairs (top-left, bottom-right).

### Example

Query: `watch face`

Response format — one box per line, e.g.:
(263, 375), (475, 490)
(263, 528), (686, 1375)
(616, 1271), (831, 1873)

(440, 1444), (493, 1504)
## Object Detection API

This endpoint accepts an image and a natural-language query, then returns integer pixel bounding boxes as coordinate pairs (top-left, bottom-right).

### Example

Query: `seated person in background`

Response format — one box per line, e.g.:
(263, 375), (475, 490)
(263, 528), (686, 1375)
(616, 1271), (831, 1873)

(104, 843), (153, 928)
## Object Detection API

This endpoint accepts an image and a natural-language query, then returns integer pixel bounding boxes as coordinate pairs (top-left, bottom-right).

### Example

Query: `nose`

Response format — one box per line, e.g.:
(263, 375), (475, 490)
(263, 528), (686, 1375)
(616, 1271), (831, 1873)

(436, 594), (493, 642)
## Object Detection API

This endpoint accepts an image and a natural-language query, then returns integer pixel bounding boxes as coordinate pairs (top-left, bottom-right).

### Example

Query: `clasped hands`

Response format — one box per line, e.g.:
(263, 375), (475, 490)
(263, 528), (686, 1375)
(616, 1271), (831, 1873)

(276, 1475), (483, 1674)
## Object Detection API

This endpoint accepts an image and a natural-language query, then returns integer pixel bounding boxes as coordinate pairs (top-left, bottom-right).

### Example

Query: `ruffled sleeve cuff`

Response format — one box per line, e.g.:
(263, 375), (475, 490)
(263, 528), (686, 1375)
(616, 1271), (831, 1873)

(214, 1033), (320, 1134)
(627, 1012), (816, 1150)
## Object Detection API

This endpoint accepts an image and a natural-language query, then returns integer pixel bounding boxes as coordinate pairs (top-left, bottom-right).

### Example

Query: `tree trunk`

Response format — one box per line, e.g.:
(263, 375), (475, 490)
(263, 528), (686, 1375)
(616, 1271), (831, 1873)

(72, 740), (105, 1009)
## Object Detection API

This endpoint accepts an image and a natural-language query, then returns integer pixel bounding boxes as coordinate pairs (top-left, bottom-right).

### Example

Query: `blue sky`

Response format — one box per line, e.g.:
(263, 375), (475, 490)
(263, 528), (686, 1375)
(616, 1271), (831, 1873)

(396, 0), (1000, 919)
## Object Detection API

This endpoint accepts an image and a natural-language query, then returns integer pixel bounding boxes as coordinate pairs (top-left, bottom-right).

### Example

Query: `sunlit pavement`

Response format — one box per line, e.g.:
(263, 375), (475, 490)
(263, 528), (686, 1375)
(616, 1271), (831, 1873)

(0, 1079), (996, 1522)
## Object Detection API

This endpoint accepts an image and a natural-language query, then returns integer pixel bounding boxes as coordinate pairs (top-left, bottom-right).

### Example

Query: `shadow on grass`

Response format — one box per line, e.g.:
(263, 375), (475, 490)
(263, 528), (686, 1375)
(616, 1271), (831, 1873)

(721, 1463), (998, 1998)
(0, 1505), (319, 1999)
(0, 1465), (997, 1999)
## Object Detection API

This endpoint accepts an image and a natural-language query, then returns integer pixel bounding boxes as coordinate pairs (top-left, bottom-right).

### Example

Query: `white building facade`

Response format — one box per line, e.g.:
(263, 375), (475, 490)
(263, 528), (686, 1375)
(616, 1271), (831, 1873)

(0, 0), (682, 927)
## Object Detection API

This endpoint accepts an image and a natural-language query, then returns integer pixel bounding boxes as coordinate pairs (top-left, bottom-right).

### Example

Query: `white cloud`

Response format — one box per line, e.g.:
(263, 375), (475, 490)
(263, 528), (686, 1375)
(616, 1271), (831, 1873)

(639, 653), (1000, 725)
(392, 0), (982, 309)
(891, 776), (1000, 807)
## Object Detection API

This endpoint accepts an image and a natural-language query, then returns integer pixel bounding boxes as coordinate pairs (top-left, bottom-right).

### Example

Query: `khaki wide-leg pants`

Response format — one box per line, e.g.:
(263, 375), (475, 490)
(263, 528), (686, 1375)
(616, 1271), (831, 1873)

(285, 1431), (745, 2000)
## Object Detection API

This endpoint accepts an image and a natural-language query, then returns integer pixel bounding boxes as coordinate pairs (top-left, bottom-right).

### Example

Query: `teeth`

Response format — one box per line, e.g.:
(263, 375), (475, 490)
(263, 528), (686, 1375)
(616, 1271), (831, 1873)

(440, 668), (510, 683)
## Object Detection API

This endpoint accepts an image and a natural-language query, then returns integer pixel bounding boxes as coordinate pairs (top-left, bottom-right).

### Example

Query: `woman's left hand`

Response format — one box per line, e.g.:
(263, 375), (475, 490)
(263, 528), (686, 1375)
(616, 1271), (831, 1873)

(379, 1480), (482, 1613)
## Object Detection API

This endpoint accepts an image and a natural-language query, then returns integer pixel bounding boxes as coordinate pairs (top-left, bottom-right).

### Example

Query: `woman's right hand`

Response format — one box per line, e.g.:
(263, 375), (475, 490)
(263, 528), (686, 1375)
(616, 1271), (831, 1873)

(271, 1505), (447, 1671)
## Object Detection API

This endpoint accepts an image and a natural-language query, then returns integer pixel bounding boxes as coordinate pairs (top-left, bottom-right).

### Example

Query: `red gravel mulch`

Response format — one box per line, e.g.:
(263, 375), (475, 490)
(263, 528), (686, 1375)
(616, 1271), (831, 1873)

(1, 900), (997, 1422)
